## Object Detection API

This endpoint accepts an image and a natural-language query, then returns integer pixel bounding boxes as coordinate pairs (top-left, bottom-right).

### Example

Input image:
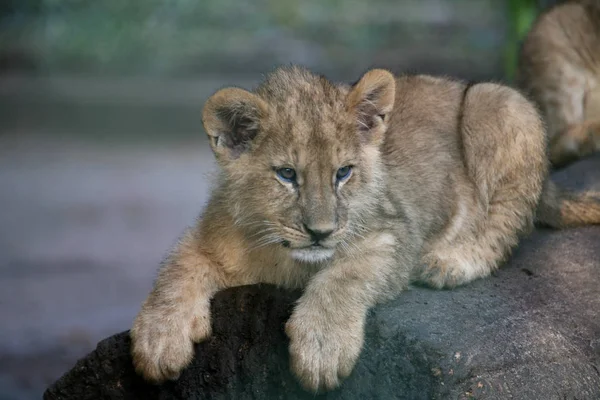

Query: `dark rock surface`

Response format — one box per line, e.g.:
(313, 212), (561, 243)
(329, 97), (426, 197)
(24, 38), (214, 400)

(44, 156), (600, 400)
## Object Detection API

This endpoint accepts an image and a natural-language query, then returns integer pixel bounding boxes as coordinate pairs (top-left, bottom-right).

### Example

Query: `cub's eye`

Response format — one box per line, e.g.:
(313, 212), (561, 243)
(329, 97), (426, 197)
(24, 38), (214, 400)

(276, 167), (297, 182)
(336, 165), (353, 182)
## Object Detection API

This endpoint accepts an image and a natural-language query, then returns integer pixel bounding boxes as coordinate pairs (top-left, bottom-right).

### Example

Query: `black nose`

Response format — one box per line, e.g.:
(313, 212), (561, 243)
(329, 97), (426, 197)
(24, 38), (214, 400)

(304, 224), (334, 243)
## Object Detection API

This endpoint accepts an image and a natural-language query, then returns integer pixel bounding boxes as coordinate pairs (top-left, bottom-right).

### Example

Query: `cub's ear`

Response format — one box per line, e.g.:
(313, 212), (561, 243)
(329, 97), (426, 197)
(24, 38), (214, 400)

(202, 87), (268, 160)
(346, 69), (396, 142)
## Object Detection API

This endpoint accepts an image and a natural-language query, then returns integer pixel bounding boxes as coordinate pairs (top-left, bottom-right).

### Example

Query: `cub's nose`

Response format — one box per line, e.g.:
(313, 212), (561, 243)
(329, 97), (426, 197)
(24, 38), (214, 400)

(303, 224), (335, 243)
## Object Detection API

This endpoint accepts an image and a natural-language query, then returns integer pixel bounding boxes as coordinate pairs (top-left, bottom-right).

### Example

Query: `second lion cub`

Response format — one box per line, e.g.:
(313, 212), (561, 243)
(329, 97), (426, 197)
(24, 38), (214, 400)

(131, 66), (600, 392)
(518, 0), (600, 168)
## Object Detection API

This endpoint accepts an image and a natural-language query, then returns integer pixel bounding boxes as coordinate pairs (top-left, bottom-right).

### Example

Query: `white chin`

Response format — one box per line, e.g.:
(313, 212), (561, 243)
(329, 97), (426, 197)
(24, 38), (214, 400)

(290, 248), (335, 263)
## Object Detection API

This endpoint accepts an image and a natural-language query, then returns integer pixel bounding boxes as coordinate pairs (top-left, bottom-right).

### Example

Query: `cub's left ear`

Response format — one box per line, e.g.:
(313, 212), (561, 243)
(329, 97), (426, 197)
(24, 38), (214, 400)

(346, 69), (396, 142)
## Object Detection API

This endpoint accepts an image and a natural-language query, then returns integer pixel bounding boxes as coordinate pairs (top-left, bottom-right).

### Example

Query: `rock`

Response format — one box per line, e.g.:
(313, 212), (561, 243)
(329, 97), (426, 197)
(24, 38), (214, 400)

(43, 284), (305, 400)
(44, 156), (600, 400)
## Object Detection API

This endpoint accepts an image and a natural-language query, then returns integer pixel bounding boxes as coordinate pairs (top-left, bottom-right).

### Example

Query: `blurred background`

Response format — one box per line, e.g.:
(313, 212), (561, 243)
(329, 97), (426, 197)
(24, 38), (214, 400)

(0, 0), (560, 398)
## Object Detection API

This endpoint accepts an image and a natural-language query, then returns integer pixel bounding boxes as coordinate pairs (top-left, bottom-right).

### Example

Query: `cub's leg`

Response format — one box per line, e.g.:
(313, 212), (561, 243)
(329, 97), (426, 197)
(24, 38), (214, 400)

(419, 84), (547, 288)
(286, 232), (414, 392)
(549, 118), (600, 169)
(130, 228), (226, 382)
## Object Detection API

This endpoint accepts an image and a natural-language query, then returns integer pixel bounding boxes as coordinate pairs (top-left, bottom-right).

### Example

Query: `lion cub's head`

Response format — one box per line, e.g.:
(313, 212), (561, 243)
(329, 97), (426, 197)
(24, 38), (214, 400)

(202, 66), (395, 263)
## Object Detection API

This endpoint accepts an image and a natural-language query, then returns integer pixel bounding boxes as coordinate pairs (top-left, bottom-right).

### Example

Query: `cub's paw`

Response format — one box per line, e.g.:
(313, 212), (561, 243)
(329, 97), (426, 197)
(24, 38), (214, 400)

(285, 308), (364, 392)
(130, 307), (211, 383)
(419, 251), (477, 289)
(586, 121), (600, 149)
(550, 122), (600, 167)
(419, 253), (458, 289)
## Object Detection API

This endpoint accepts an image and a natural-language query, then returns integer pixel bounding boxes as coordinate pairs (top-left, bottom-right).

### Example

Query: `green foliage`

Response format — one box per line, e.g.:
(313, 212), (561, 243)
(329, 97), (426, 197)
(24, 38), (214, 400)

(504, 0), (538, 81)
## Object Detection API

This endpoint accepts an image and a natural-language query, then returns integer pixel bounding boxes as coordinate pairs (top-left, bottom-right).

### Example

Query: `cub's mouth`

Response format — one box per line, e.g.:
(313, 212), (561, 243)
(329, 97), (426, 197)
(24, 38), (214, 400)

(289, 245), (335, 263)
(281, 241), (331, 250)
(277, 228), (340, 263)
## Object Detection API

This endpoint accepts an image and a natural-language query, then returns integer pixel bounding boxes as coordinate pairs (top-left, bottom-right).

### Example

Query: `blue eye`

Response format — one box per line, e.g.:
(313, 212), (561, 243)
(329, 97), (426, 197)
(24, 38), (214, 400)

(276, 167), (297, 182)
(336, 166), (352, 181)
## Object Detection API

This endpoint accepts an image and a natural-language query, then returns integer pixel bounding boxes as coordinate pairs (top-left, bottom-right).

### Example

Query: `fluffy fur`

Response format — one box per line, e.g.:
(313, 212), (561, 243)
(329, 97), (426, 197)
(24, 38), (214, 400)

(130, 66), (600, 392)
(517, 0), (600, 168)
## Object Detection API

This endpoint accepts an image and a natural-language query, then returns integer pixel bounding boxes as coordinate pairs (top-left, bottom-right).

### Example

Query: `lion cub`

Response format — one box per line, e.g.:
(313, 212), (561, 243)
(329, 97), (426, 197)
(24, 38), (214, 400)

(131, 66), (600, 392)
(518, 0), (600, 168)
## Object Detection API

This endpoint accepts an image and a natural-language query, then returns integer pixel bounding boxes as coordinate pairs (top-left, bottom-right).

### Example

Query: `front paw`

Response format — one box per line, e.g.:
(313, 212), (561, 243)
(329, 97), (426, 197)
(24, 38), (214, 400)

(130, 306), (211, 383)
(285, 308), (364, 392)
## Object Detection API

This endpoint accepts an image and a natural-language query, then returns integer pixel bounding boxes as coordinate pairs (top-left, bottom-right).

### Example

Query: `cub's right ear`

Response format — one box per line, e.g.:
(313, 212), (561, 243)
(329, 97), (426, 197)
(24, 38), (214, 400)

(202, 88), (268, 160)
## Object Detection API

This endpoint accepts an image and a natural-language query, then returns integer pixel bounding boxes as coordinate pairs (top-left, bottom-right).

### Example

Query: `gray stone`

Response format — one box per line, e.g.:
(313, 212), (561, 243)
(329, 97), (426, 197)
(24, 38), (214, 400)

(44, 155), (600, 400)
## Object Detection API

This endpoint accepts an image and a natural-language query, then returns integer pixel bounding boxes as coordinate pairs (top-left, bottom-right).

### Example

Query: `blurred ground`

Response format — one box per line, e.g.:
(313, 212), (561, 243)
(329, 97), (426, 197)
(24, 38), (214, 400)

(0, 142), (216, 399)
(0, 143), (216, 398)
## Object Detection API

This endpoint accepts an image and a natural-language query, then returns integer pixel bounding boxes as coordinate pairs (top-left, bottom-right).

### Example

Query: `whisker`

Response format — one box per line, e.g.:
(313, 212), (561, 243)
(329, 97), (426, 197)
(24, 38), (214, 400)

(247, 238), (282, 252)
(247, 227), (280, 239)
(247, 232), (284, 252)
(349, 229), (367, 240)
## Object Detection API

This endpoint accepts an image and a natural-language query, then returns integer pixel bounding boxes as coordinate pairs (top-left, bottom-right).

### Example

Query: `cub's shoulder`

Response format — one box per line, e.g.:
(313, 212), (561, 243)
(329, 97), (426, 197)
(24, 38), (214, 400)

(391, 75), (466, 125)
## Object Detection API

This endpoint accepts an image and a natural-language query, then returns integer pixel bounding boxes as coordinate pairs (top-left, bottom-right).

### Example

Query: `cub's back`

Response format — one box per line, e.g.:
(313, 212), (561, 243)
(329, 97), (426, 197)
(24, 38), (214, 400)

(385, 75), (465, 164)
(382, 75), (467, 238)
(524, 1), (600, 68)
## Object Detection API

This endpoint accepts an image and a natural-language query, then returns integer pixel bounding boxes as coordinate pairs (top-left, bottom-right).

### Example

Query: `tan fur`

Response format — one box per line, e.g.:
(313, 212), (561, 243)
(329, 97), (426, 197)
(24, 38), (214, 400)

(130, 66), (600, 392)
(517, 0), (600, 168)
(537, 180), (600, 228)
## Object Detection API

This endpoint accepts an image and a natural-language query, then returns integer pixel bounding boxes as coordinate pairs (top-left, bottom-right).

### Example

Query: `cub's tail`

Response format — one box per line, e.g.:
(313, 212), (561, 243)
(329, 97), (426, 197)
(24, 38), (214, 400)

(536, 180), (600, 228)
